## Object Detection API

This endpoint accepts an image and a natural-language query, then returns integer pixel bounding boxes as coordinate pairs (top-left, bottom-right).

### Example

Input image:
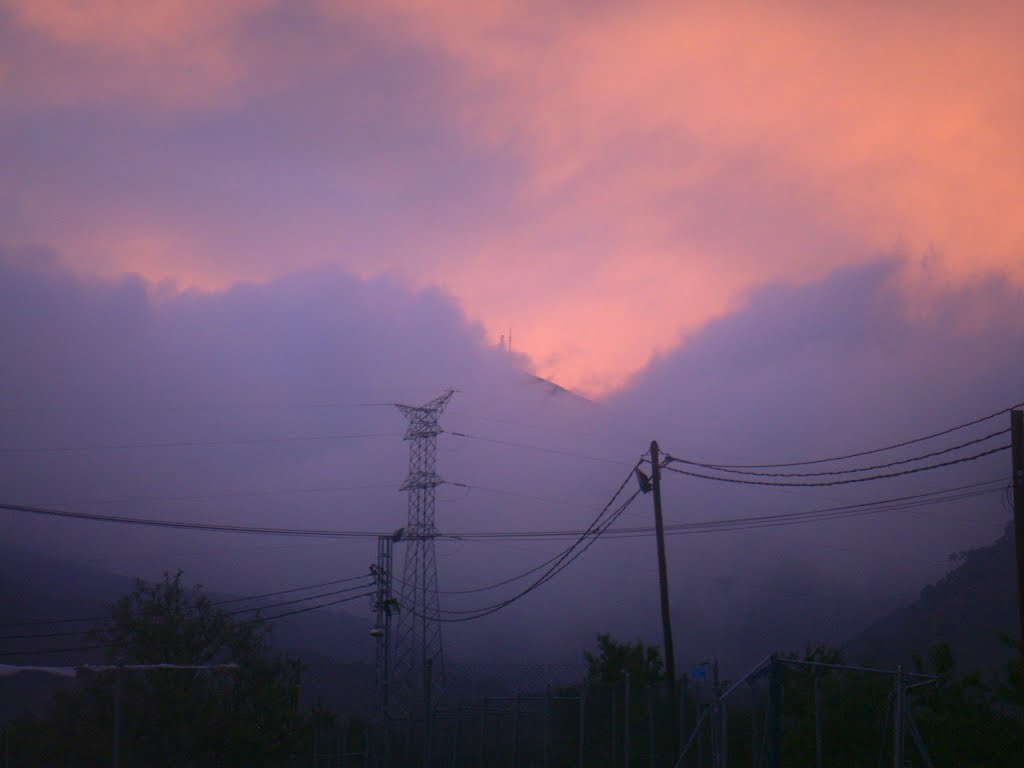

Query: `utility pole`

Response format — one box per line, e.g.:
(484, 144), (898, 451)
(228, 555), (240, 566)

(649, 440), (678, 759)
(372, 534), (396, 719)
(1011, 409), (1024, 682)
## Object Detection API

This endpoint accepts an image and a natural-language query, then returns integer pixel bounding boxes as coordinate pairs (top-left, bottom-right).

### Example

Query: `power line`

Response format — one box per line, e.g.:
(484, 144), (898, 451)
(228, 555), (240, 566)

(667, 428), (1009, 478)
(0, 581), (374, 640)
(254, 589), (376, 623)
(445, 430), (636, 467)
(408, 477), (1001, 621)
(0, 573), (374, 631)
(0, 501), (387, 539)
(0, 431), (398, 454)
(405, 463), (644, 621)
(221, 580), (374, 616)
(211, 573), (372, 606)
(2, 458), (1006, 546)
(0, 401), (395, 415)
(393, 548), (570, 596)
(432, 489), (643, 621)
(651, 485), (1002, 538)
(400, 461), (645, 622)
(445, 483), (599, 512)
(424, 478), (1005, 542)
(61, 483), (397, 507)
(661, 444), (1009, 488)
(0, 589), (376, 655)
(679, 399), (1023, 470)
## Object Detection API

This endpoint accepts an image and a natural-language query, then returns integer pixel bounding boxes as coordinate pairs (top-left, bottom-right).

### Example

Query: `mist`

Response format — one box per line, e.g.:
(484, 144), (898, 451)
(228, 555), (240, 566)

(1, 250), (1020, 674)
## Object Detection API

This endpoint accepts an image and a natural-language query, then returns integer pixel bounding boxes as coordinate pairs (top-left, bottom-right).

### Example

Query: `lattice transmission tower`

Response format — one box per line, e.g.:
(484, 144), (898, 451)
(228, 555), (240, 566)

(391, 389), (454, 715)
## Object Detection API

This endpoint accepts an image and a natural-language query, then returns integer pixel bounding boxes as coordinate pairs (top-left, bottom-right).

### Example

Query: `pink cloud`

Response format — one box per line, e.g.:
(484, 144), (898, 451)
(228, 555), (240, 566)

(1, 0), (1021, 395)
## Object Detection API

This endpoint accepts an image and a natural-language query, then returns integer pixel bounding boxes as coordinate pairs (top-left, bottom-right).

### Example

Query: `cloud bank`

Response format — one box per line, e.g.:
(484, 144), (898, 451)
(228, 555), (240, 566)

(1, 251), (1020, 670)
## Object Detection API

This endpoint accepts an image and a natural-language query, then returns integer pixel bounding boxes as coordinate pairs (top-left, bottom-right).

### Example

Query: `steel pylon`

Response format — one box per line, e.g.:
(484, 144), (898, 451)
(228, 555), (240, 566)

(391, 389), (453, 715)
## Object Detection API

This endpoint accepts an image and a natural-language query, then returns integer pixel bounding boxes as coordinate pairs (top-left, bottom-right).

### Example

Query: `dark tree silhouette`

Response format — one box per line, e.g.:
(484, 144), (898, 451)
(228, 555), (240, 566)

(12, 571), (312, 767)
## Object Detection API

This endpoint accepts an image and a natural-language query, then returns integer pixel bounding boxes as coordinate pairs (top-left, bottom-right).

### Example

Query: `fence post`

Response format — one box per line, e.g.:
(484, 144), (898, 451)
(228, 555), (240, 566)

(544, 685), (551, 768)
(624, 672), (631, 768)
(579, 683), (587, 768)
(679, 676), (688, 768)
(893, 666), (904, 768)
(768, 657), (781, 768)
(749, 681), (758, 768)
(814, 674), (823, 768)
(513, 693), (521, 768)
(112, 663), (123, 768)
(479, 699), (487, 768)
(611, 681), (618, 767)
(647, 683), (656, 768)
(720, 699), (728, 768)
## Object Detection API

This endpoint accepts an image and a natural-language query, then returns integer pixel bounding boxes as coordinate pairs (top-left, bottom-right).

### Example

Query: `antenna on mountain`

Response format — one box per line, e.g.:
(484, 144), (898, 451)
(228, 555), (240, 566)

(509, 328), (512, 354)
(499, 334), (505, 350)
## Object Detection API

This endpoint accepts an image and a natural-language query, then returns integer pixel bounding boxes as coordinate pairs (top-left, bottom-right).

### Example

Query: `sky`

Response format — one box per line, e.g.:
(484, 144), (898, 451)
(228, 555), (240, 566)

(1, 1), (1023, 671)
(2, 0), (1022, 395)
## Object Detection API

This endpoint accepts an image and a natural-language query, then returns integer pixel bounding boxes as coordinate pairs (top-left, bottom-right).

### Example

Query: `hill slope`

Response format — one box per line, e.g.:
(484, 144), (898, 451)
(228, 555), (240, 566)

(845, 522), (1018, 674)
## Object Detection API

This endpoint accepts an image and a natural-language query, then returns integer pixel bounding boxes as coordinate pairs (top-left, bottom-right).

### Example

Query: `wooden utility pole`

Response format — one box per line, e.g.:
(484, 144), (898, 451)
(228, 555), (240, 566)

(1011, 409), (1024, 680)
(650, 442), (677, 685)
(649, 440), (678, 758)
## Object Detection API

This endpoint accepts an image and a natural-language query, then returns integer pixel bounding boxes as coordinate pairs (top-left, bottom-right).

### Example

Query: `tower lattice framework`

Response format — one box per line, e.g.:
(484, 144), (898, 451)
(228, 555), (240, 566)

(392, 389), (453, 714)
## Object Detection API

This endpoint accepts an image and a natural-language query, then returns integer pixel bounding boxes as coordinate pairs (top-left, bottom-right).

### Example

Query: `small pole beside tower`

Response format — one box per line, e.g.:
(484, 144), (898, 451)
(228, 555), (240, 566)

(372, 533), (398, 718)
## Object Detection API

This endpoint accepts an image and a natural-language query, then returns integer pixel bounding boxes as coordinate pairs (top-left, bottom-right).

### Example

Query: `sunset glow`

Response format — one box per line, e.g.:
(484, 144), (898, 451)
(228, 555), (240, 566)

(2, 0), (1021, 395)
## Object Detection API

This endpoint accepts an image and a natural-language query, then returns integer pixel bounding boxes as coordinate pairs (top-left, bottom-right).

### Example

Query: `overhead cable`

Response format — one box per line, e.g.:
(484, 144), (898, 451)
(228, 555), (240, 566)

(0, 501), (386, 539)
(678, 399), (1023, 470)
(428, 479), (1003, 543)
(0, 572), (374, 631)
(0, 431), (398, 454)
(434, 489), (643, 621)
(445, 430), (635, 467)
(661, 444), (1009, 488)
(395, 460), (643, 622)
(667, 428), (1009, 478)
(0, 590), (374, 658)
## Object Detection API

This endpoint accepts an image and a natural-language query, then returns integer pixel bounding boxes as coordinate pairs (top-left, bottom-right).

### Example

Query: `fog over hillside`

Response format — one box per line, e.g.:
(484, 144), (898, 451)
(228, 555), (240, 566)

(1, 250), (1021, 674)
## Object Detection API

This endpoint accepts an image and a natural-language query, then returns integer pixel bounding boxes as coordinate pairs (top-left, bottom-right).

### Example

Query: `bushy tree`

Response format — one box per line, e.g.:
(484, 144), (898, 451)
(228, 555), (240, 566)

(13, 571), (313, 767)
(584, 632), (664, 683)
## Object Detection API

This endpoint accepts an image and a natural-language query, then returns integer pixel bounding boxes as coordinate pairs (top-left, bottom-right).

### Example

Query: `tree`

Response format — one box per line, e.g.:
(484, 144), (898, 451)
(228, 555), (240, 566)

(13, 571), (313, 767)
(584, 633), (664, 683)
